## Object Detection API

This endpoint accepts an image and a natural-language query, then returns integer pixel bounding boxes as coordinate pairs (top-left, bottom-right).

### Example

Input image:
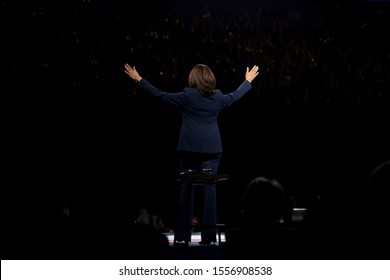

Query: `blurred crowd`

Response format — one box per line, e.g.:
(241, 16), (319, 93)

(5, 1), (389, 106)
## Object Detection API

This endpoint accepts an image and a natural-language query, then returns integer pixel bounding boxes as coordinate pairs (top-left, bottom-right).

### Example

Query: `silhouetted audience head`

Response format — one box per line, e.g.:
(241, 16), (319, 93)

(300, 160), (390, 260)
(240, 176), (288, 225)
(363, 160), (390, 227)
(366, 160), (390, 198)
(224, 176), (301, 260)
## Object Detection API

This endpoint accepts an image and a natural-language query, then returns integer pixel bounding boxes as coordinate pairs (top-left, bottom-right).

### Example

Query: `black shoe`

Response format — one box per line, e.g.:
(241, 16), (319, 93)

(174, 240), (189, 247)
(199, 241), (216, 246)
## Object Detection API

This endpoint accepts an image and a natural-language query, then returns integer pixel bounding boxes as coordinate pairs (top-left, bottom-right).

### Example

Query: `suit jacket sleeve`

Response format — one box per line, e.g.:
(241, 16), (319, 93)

(137, 78), (185, 106)
(219, 80), (252, 107)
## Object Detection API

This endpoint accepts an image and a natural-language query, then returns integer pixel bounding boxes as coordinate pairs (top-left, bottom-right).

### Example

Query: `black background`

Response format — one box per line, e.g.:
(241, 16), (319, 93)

(3, 0), (390, 244)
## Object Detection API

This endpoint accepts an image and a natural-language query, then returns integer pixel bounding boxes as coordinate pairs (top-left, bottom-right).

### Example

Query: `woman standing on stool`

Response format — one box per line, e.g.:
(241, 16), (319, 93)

(124, 63), (259, 245)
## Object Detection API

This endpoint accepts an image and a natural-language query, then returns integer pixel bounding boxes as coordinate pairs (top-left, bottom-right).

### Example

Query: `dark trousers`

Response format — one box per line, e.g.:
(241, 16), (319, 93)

(175, 151), (221, 243)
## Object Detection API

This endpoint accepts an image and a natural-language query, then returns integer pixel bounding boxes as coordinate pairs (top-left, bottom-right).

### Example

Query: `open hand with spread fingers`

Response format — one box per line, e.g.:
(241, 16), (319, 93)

(124, 63), (142, 82)
(245, 65), (259, 83)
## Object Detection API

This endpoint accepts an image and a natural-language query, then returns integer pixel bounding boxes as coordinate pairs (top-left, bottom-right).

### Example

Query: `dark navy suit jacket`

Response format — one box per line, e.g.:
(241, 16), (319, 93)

(137, 79), (252, 153)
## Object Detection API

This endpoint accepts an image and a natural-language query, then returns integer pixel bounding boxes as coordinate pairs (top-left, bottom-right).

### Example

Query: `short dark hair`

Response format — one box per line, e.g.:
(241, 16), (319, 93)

(188, 64), (216, 96)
